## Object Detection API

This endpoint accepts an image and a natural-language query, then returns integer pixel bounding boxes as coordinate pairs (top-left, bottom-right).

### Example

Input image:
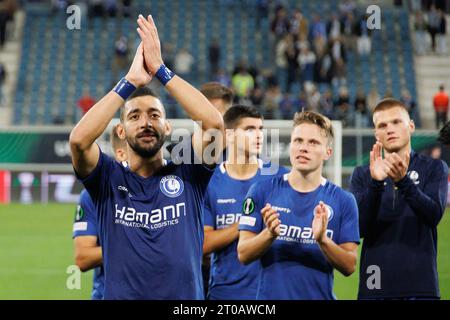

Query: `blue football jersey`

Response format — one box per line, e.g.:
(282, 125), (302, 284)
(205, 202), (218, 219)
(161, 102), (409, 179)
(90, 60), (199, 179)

(239, 174), (360, 300)
(204, 161), (289, 300)
(73, 189), (104, 300)
(76, 147), (214, 299)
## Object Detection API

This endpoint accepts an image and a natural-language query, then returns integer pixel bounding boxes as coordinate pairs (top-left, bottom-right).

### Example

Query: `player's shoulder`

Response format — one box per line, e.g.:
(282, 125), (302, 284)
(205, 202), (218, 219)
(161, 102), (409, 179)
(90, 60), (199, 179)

(79, 189), (93, 205)
(413, 151), (447, 173)
(323, 179), (356, 203)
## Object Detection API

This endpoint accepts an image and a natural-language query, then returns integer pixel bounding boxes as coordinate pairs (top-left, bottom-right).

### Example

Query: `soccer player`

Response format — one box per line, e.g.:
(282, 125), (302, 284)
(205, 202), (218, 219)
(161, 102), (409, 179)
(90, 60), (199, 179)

(350, 98), (448, 300)
(203, 105), (288, 300)
(237, 111), (360, 300)
(69, 15), (224, 299)
(73, 124), (127, 300)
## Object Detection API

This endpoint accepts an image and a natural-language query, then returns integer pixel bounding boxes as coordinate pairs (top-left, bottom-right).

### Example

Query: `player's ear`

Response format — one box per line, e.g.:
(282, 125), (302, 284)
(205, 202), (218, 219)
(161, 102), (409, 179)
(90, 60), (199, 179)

(117, 123), (126, 140)
(164, 120), (172, 135)
(115, 148), (127, 162)
(225, 128), (235, 144)
(324, 146), (333, 161)
(409, 119), (415, 134)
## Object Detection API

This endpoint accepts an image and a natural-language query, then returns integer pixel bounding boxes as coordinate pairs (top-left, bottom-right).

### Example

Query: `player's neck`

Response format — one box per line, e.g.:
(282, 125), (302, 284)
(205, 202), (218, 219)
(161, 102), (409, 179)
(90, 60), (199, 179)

(225, 162), (259, 180)
(288, 168), (323, 193)
(384, 143), (411, 159)
(128, 150), (164, 178)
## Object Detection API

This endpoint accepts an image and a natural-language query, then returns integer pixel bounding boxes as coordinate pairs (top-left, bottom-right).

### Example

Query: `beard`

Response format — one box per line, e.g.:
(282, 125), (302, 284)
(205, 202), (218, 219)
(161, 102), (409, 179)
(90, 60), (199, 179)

(127, 128), (166, 159)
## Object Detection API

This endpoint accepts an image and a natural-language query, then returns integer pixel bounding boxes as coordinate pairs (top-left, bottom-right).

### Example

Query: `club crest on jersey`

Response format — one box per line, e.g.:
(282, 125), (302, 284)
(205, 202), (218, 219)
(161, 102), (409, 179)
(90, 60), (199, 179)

(326, 205), (334, 221)
(408, 170), (420, 185)
(243, 198), (255, 215)
(160, 175), (184, 198)
(315, 204), (333, 221)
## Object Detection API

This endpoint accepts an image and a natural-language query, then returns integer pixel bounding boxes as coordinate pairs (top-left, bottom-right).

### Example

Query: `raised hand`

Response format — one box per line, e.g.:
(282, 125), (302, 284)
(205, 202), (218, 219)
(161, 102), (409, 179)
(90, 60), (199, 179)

(369, 141), (390, 181)
(125, 42), (152, 88)
(312, 201), (329, 244)
(136, 14), (164, 75)
(261, 204), (281, 238)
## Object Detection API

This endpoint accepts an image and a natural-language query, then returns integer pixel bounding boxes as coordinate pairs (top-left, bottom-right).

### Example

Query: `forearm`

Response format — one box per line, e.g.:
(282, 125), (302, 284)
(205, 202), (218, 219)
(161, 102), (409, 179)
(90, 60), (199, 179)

(165, 76), (224, 131)
(70, 90), (125, 151)
(352, 179), (384, 237)
(317, 238), (356, 276)
(396, 176), (444, 227)
(203, 223), (239, 255)
(74, 246), (102, 272)
(238, 229), (276, 265)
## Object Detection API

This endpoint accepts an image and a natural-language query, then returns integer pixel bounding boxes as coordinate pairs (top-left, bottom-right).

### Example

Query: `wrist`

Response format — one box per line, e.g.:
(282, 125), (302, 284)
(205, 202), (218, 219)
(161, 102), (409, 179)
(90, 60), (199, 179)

(113, 77), (137, 100)
(263, 228), (278, 240)
(316, 234), (329, 246)
(124, 74), (140, 88)
(154, 63), (175, 86)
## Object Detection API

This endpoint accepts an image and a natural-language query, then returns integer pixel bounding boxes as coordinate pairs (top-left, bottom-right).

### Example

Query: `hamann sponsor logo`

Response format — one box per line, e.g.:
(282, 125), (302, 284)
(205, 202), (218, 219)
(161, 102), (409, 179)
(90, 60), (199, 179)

(217, 198), (237, 204)
(278, 224), (333, 244)
(216, 213), (241, 228)
(114, 203), (186, 230)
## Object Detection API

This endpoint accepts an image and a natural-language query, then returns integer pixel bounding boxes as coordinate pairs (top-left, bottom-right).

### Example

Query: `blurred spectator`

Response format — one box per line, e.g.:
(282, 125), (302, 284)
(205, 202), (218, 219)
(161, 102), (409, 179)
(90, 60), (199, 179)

(330, 37), (347, 89)
(430, 144), (442, 159)
(208, 38), (221, 77)
(354, 89), (370, 127)
(174, 48), (194, 79)
(413, 11), (429, 55)
(275, 33), (289, 92)
(290, 8), (308, 40)
(0, 0), (17, 49)
(310, 14), (327, 54)
(262, 85), (282, 119)
(297, 46), (316, 90)
(318, 89), (335, 120)
(367, 88), (380, 113)
(306, 84), (321, 112)
(293, 91), (307, 113)
(341, 12), (356, 52)
(250, 87), (264, 107)
(427, 5), (440, 52)
(314, 50), (332, 86)
(113, 35), (129, 81)
(335, 87), (353, 127)
(105, 0), (118, 17)
(355, 13), (372, 55)
(433, 84), (449, 129)
(270, 6), (290, 49)
(214, 69), (231, 88)
(437, 9), (447, 55)
(327, 13), (342, 40)
(339, 0), (356, 16)
(122, 0), (132, 18)
(279, 92), (295, 119)
(400, 89), (419, 126)
(284, 34), (298, 92)
(78, 91), (96, 115)
(232, 65), (255, 102)
(89, 0), (105, 18)
(256, 0), (270, 30)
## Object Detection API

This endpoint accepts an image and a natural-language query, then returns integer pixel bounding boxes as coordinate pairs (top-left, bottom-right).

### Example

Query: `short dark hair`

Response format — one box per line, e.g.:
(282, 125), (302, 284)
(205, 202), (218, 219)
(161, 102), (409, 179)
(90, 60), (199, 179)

(200, 82), (234, 104)
(120, 87), (161, 122)
(293, 111), (334, 145)
(373, 98), (409, 117)
(223, 105), (263, 129)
